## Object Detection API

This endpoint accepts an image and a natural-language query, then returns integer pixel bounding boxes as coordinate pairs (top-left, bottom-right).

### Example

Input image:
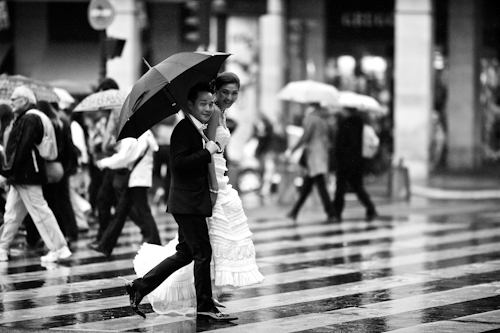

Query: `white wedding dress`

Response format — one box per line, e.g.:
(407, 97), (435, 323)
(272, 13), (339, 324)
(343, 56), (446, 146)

(133, 124), (264, 315)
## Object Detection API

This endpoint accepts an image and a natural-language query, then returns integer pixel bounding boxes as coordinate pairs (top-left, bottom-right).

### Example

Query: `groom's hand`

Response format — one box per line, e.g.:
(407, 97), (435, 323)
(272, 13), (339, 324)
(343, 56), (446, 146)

(205, 141), (219, 155)
(210, 192), (218, 207)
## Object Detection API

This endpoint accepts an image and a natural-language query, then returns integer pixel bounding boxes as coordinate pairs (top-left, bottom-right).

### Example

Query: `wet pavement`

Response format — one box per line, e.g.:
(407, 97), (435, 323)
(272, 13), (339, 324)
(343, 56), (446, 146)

(1, 184), (500, 332)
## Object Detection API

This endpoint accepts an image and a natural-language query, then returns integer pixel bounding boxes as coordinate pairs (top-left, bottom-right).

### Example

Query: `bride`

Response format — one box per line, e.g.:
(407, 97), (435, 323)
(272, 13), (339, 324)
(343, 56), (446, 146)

(133, 72), (264, 314)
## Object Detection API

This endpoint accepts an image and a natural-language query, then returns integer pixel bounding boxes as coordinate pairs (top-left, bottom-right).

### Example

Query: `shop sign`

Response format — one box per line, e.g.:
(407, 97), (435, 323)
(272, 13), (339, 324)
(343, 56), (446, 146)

(0, 0), (10, 31)
(341, 12), (393, 28)
(327, 0), (395, 42)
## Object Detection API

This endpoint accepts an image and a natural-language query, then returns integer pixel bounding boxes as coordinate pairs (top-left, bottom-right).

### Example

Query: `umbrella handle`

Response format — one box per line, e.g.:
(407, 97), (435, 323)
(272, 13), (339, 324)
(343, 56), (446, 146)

(182, 110), (210, 142)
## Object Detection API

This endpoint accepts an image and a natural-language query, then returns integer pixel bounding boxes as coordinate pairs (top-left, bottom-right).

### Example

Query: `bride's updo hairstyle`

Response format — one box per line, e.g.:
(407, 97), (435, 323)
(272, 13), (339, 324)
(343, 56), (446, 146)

(211, 72), (240, 92)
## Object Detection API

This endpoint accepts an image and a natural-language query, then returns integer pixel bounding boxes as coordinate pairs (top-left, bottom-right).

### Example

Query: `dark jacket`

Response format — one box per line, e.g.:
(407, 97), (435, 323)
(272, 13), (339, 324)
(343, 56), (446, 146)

(53, 116), (79, 176)
(2, 107), (47, 185)
(167, 118), (212, 216)
(335, 111), (364, 172)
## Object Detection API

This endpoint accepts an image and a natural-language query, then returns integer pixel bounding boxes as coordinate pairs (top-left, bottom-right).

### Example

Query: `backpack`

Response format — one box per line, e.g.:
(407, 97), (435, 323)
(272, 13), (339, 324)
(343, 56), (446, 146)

(27, 109), (64, 183)
(362, 124), (380, 159)
(26, 109), (58, 161)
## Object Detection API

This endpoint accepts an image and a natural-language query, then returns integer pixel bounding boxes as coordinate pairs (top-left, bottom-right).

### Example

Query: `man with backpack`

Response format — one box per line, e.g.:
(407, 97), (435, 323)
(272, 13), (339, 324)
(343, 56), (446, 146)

(0, 86), (71, 262)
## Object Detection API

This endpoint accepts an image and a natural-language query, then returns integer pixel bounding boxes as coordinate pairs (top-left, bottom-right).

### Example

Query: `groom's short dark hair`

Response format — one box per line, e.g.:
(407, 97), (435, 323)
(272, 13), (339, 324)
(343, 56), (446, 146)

(187, 82), (212, 104)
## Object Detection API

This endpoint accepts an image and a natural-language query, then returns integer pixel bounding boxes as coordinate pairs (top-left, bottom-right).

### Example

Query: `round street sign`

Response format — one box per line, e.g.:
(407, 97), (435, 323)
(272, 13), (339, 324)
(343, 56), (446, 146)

(88, 0), (115, 31)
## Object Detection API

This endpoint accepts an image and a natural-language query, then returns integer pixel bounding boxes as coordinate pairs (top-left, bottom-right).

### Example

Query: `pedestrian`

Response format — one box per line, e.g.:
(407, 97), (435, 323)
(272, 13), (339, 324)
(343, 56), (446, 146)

(285, 102), (336, 222)
(331, 107), (378, 222)
(23, 100), (80, 248)
(132, 72), (264, 315)
(0, 86), (71, 262)
(67, 111), (91, 232)
(121, 82), (236, 321)
(0, 104), (14, 224)
(87, 77), (120, 242)
(85, 109), (114, 239)
(89, 129), (161, 257)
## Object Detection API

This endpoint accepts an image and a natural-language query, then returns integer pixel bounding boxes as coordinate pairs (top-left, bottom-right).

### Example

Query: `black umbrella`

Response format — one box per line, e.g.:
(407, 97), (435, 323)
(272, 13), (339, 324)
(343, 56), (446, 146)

(117, 51), (230, 140)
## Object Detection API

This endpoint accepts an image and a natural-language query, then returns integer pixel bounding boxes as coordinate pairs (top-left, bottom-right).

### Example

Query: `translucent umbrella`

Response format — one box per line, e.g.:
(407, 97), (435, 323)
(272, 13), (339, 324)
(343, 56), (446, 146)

(0, 74), (60, 103)
(73, 89), (127, 112)
(278, 80), (340, 107)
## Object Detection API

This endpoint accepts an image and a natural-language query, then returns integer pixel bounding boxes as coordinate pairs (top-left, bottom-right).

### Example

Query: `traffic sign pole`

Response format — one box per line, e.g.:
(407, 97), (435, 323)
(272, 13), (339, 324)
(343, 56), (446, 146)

(88, 0), (115, 80)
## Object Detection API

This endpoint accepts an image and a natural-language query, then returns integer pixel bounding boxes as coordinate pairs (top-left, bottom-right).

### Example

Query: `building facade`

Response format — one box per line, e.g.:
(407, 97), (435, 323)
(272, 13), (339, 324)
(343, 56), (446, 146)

(1, 0), (497, 180)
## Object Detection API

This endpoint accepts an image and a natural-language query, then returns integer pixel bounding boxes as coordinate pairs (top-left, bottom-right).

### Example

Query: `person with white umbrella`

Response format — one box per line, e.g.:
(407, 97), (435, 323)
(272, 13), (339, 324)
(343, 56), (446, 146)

(284, 102), (336, 222)
(331, 106), (378, 222)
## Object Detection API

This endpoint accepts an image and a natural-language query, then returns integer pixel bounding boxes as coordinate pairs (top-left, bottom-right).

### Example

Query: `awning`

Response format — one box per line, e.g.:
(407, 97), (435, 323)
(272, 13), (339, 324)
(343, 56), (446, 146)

(31, 42), (100, 96)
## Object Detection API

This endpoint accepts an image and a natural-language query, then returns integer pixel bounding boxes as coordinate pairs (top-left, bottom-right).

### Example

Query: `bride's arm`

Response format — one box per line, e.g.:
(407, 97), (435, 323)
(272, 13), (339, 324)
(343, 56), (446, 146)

(207, 108), (221, 196)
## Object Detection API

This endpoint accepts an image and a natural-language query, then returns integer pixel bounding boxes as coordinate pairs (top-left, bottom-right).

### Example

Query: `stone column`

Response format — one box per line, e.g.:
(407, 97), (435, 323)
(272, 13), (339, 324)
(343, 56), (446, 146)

(393, 0), (434, 182)
(259, 0), (286, 124)
(107, 0), (142, 92)
(446, 0), (482, 169)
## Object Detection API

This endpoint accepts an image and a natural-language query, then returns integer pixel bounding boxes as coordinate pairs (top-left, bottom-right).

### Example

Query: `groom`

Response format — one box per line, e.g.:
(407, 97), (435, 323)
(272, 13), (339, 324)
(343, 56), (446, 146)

(124, 82), (237, 321)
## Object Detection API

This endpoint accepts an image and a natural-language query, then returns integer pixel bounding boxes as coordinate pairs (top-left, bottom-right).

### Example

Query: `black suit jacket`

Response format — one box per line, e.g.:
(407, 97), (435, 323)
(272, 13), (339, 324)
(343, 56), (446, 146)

(166, 118), (213, 216)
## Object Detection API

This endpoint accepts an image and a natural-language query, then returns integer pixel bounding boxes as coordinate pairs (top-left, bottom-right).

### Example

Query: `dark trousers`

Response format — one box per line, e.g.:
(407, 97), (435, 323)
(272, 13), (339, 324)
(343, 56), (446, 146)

(88, 163), (103, 214)
(96, 168), (117, 241)
(97, 186), (161, 255)
(25, 175), (79, 245)
(133, 213), (214, 312)
(290, 174), (332, 217)
(332, 168), (376, 217)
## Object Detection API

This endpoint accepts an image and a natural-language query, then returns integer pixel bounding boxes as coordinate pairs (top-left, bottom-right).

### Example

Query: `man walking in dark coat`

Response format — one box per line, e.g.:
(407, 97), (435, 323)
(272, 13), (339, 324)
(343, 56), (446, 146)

(122, 82), (237, 321)
(331, 107), (378, 222)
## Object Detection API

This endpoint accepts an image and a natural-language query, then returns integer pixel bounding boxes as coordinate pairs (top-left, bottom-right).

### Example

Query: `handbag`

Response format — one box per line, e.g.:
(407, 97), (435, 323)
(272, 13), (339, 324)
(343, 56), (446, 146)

(112, 168), (131, 190)
(362, 125), (380, 158)
(45, 160), (64, 184)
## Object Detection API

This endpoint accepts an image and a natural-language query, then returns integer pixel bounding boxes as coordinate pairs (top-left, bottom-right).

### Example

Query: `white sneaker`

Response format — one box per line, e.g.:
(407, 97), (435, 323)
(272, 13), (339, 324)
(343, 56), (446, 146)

(0, 248), (9, 262)
(40, 251), (59, 262)
(40, 246), (72, 263)
(58, 246), (72, 260)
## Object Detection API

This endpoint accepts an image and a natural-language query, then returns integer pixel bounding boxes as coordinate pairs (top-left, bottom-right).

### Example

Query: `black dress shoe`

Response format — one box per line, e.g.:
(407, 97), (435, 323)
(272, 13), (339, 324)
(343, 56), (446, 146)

(124, 281), (146, 318)
(88, 242), (111, 257)
(366, 211), (379, 222)
(197, 307), (237, 321)
(286, 211), (297, 221)
(328, 214), (342, 223)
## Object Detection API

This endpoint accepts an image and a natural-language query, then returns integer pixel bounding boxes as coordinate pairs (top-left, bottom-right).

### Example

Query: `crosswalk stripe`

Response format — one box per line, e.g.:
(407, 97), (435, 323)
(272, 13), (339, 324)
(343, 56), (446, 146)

(1, 201), (500, 332)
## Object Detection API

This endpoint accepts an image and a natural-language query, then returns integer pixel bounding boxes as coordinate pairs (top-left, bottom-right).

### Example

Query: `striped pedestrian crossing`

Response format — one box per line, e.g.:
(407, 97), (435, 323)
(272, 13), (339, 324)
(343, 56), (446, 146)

(1, 199), (500, 332)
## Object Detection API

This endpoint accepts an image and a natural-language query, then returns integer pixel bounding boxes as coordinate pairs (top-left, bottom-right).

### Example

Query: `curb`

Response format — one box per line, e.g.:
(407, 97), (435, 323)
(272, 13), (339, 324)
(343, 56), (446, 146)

(412, 185), (500, 200)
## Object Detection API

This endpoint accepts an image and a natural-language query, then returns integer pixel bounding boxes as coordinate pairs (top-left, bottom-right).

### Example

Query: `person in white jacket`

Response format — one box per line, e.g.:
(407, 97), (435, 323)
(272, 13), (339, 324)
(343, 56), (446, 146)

(89, 130), (161, 257)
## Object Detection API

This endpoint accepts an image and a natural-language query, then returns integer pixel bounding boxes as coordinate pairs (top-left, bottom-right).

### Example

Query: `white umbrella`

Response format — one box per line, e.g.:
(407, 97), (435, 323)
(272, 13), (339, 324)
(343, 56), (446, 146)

(338, 91), (385, 114)
(53, 87), (75, 110)
(278, 80), (340, 107)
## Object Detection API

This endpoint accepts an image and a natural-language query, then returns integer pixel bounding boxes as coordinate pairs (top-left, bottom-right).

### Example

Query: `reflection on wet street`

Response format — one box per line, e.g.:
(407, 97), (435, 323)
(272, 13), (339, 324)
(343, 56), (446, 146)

(1, 197), (500, 332)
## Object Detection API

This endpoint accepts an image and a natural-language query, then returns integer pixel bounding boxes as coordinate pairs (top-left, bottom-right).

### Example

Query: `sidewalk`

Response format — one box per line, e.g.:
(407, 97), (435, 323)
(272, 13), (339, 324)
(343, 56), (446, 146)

(366, 168), (500, 200)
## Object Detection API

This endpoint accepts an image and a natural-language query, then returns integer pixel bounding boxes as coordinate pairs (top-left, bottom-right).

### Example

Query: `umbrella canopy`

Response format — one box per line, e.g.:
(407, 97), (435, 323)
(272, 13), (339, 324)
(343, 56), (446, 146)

(338, 91), (385, 114)
(73, 89), (127, 112)
(277, 80), (340, 107)
(117, 51), (231, 140)
(0, 74), (60, 103)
